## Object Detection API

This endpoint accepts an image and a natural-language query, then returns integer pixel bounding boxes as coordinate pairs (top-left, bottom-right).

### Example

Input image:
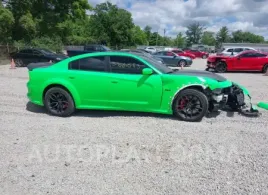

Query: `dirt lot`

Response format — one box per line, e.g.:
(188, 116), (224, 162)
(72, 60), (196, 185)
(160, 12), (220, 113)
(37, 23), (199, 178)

(0, 59), (268, 195)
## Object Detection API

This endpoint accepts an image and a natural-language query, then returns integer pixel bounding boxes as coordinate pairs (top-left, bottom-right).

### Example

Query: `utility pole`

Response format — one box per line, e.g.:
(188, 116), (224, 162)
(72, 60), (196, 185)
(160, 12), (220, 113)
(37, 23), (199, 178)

(163, 29), (166, 46)
(156, 30), (158, 46)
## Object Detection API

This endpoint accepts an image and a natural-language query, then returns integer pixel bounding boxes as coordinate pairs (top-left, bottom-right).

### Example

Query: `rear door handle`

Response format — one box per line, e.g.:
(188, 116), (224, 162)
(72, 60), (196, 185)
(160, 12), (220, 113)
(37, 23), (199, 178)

(111, 81), (118, 84)
(69, 76), (75, 79)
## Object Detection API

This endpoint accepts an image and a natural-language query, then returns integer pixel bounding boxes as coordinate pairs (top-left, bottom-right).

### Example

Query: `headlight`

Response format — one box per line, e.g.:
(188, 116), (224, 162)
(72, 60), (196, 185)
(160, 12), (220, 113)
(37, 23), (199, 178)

(56, 57), (61, 61)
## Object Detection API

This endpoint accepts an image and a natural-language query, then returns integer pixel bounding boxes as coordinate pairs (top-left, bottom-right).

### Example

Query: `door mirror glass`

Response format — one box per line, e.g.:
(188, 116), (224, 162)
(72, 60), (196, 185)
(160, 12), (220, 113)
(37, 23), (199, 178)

(142, 68), (153, 75)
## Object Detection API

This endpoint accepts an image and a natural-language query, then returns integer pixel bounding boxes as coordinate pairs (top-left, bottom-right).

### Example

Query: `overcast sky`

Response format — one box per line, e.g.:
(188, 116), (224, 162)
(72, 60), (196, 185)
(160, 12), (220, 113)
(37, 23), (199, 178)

(89, 0), (268, 39)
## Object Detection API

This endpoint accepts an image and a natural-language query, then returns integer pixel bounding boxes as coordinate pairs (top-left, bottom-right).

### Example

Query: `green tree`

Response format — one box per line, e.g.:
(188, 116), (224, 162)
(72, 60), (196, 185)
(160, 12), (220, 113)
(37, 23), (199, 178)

(174, 32), (185, 48)
(130, 25), (147, 45)
(185, 22), (205, 45)
(216, 26), (230, 47)
(0, 3), (14, 44)
(231, 30), (265, 43)
(201, 31), (216, 46)
(143, 25), (152, 45)
(90, 2), (134, 48)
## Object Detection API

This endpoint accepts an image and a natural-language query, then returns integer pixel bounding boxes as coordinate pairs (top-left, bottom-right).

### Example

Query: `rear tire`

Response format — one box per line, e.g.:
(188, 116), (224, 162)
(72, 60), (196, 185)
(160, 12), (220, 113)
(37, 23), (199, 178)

(44, 87), (75, 117)
(173, 89), (209, 122)
(14, 59), (25, 67)
(262, 64), (268, 73)
(215, 61), (227, 73)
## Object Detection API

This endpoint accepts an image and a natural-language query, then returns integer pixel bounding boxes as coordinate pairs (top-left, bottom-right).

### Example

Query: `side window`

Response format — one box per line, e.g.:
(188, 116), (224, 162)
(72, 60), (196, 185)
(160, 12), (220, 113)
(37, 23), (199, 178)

(33, 50), (42, 55)
(255, 53), (267, 57)
(20, 49), (33, 54)
(110, 56), (147, 74)
(234, 48), (243, 52)
(227, 49), (233, 52)
(166, 52), (174, 56)
(240, 53), (256, 58)
(85, 46), (96, 51)
(69, 56), (106, 72)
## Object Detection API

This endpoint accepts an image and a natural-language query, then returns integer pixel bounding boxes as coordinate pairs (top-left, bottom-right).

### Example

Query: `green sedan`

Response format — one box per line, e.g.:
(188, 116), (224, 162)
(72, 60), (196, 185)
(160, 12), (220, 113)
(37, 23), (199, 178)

(27, 51), (258, 122)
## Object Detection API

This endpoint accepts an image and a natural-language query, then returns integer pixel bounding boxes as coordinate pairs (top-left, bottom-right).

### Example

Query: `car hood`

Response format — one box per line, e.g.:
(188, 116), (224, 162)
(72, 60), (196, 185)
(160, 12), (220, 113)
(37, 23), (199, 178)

(170, 69), (226, 82)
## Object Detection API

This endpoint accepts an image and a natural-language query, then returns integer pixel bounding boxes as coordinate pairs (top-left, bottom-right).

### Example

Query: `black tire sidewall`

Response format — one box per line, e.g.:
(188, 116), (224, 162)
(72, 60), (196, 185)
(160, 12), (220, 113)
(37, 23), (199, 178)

(44, 87), (75, 117)
(263, 64), (268, 73)
(173, 89), (209, 122)
(215, 62), (227, 73)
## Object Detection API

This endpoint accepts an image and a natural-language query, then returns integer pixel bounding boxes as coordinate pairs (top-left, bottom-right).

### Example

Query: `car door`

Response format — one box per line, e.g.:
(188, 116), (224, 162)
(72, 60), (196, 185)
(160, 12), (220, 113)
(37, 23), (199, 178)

(17, 49), (35, 65)
(33, 50), (47, 63)
(107, 55), (163, 111)
(162, 51), (176, 65)
(234, 52), (257, 70)
(68, 56), (110, 107)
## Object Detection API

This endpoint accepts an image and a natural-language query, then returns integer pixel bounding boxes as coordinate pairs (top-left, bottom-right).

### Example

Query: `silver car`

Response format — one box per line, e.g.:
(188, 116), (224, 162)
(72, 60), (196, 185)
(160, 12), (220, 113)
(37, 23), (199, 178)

(152, 51), (192, 67)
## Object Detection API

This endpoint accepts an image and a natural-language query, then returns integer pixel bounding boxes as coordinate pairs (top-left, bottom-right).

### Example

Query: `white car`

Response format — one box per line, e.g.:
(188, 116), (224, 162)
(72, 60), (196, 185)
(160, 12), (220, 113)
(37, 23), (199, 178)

(220, 47), (257, 56)
(144, 47), (157, 53)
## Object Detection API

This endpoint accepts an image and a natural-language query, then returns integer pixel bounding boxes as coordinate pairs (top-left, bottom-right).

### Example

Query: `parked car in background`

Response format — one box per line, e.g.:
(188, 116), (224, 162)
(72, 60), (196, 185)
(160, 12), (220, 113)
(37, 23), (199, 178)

(171, 49), (196, 59)
(184, 49), (209, 59)
(152, 51), (192, 67)
(144, 47), (157, 53)
(219, 47), (256, 56)
(206, 50), (268, 73)
(67, 44), (111, 57)
(10, 48), (68, 67)
(120, 49), (165, 64)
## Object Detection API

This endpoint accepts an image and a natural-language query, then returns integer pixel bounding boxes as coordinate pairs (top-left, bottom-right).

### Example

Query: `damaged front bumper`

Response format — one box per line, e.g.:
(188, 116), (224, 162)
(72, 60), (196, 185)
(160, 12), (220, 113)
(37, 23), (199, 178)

(208, 83), (261, 117)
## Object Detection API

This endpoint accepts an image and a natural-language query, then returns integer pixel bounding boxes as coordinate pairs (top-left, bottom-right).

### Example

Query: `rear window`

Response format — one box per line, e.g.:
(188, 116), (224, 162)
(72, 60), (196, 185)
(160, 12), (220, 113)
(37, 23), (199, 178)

(69, 56), (106, 72)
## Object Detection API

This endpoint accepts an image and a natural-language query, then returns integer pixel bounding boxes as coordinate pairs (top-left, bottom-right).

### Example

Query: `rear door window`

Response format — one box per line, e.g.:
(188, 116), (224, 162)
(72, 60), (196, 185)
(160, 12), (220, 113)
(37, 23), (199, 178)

(69, 56), (107, 72)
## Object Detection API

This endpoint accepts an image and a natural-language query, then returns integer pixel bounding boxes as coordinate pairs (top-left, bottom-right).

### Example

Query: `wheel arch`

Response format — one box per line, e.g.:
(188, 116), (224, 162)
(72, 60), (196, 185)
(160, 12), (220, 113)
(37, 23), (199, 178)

(42, 83), (80, 107)
(171, 84), (207, 109)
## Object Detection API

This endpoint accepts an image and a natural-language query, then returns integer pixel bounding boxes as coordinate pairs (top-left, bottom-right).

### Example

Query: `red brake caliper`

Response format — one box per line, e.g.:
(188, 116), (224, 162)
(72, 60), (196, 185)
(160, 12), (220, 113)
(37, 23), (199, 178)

(178, 97), (188, 110)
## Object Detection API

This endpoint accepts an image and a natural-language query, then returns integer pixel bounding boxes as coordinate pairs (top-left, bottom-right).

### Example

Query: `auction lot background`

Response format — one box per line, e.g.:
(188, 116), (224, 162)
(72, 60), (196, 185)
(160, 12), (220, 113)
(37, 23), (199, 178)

(0, 59), (267, 194)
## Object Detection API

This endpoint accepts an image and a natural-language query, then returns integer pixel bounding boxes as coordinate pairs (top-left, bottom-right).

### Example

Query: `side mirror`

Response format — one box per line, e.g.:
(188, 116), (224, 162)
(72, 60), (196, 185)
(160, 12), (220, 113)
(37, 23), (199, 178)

(237, 56), (241, 60)
(173, 55), (176, 58)
(142, 68), (153, 75)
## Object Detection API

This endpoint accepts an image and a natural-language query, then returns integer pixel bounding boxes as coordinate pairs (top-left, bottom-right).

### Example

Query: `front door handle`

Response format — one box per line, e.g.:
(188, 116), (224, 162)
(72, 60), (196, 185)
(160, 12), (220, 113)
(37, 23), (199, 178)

(111, 81), (118, 84)
(69, 76), (75, 79)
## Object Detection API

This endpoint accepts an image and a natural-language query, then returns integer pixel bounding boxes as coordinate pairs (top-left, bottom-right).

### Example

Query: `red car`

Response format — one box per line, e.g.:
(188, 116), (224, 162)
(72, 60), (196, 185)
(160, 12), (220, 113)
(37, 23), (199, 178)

(171, 49), (196, 59)
(184, 49), (209, 59)
(206, 51), (268, 73)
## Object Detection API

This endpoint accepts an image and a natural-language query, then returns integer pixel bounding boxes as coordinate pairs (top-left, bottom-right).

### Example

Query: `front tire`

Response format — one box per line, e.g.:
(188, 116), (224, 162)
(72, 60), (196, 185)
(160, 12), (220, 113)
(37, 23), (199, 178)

(178, 60), (186, 67)
(262, 64), (268, 73)
(173, 89), (209, 122)
(44, 87), (75, 117)
(215, 61), (227, 73)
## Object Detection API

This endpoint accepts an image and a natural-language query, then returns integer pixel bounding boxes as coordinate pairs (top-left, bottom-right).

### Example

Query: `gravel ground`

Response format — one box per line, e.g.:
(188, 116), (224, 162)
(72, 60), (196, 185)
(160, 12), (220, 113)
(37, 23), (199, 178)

(0, 59), (268, 195)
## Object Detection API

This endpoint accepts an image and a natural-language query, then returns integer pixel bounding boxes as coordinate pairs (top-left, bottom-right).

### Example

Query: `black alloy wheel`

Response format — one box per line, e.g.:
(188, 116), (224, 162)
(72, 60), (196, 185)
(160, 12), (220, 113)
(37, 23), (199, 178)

(44, 87), (75, 117)
(173, 89), (209, 122)
(215, 62), (227, 73)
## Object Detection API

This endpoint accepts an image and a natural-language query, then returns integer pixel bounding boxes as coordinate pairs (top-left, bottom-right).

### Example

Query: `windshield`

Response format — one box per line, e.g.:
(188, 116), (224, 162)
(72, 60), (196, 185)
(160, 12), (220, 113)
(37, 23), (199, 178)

(103, 46), (111, 50)
(141, 55), (173, 73)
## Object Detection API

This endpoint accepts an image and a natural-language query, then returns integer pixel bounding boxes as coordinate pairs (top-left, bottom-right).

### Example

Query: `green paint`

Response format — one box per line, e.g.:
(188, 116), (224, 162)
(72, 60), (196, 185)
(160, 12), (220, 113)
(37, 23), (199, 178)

(257, 102), (268, 110)
(27, 52), (251, 115)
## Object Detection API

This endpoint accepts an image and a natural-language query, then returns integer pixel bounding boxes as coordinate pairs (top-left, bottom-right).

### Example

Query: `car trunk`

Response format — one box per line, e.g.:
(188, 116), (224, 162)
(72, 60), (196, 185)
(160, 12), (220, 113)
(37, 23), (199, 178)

(27, 62), (55, 71)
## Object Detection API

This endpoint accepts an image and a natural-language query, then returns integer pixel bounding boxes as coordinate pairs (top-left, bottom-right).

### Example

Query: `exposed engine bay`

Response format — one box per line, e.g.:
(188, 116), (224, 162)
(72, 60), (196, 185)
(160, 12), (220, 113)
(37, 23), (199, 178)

(206, 83), (260, 117)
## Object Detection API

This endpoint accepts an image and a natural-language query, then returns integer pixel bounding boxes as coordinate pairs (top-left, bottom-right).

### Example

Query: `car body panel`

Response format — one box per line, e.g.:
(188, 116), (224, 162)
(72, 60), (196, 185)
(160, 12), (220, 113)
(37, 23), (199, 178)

(27, 52), (252, 116)
(185, 49), (209, 58)
(207, 51), (268, 71)
(152, 51), (192, 66)
(171, 50), (196, 59)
